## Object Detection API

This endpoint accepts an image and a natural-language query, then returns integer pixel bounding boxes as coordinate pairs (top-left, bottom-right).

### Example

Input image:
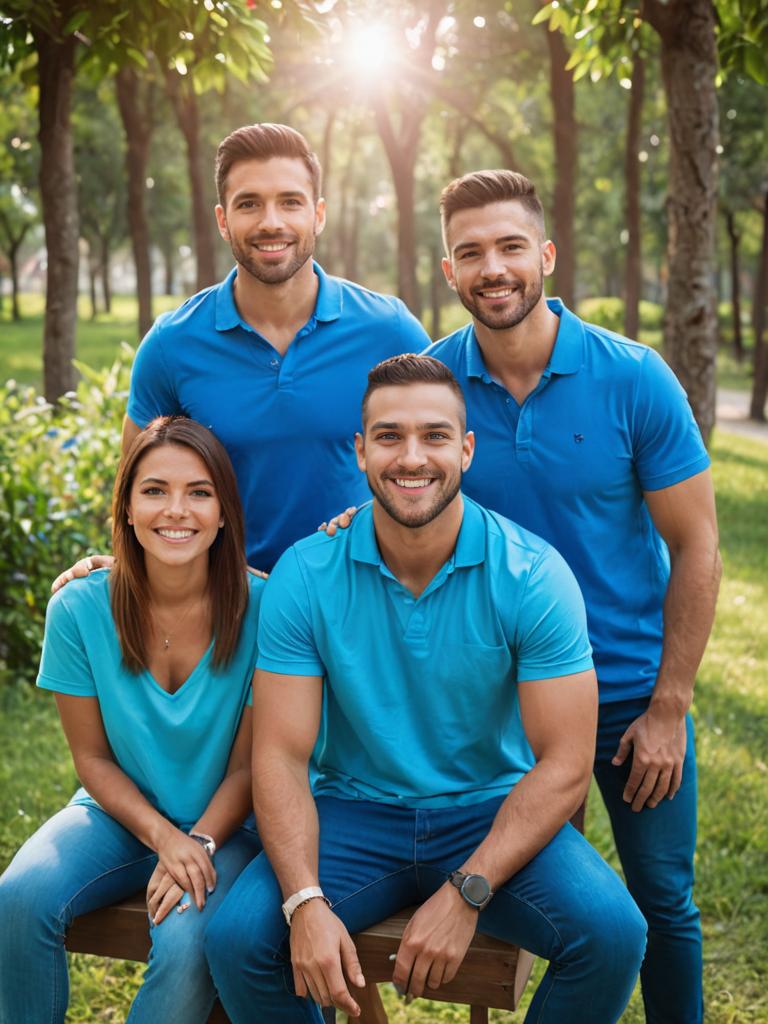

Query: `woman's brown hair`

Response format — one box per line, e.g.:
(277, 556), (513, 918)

(111, 416), (249, 673)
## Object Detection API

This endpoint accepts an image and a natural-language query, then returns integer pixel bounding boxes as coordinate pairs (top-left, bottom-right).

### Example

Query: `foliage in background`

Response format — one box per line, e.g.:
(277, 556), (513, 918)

(0, 350), (129, 685)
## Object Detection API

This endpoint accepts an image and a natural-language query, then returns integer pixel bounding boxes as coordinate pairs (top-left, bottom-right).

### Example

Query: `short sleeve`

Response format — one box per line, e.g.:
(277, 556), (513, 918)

(126, 316), (180, 427)
(256, 547), (325, 677)
(632, 349), (710, 492)
(37, 591), (98, 696)
(396, 298), (431, 351)
(513, 547), (594, 682)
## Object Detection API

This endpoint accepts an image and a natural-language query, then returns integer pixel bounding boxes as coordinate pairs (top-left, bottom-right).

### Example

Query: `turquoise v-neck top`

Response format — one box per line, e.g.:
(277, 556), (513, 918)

(37, 569), (264, 827)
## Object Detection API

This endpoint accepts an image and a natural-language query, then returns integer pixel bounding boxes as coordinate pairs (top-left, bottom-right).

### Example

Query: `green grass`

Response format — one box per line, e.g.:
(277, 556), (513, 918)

(1, 430), (766, 1021)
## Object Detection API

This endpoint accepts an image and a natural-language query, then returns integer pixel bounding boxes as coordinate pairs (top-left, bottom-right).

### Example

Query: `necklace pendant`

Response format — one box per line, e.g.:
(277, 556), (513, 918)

(164, 638), (170, 650)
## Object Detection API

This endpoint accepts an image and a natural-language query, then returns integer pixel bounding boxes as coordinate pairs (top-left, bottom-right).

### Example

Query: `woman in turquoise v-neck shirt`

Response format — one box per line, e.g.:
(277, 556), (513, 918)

(0, 417), (265, 1024)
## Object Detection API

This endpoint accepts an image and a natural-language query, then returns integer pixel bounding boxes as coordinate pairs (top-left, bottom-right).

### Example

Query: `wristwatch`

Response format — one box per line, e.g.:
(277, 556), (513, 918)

(448, 870), (493, 910)
(189, 831), (216, 858)
(282, 886), (331, 926)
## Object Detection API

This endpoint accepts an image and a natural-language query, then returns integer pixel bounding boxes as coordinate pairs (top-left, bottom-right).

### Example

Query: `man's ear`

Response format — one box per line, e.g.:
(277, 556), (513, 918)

(314, 197), (327, 237)
(215, 204), (230, 242)
(441, 256), (456, 291)
(354, 431), (366, 472)
(542, 239), (556, 278)
(462, 430), (475, 472)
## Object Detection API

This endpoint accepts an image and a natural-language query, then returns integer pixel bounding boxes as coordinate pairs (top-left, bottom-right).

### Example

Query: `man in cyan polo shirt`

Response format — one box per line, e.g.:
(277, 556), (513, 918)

(61, 123), (427, 575)
(426, 170), (721, 1024)
(206, 355), (646, 1023)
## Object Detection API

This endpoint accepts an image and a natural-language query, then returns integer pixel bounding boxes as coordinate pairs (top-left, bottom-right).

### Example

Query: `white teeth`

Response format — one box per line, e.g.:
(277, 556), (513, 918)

(255, 243), (289, 251)
(395, 478), (432, 489)
(157, 529), (194, 539)
(480, 288), (513, 298)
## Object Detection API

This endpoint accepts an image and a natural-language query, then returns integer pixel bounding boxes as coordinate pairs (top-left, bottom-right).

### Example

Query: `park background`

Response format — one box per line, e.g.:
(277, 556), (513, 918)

(0, 0), (767, 1020)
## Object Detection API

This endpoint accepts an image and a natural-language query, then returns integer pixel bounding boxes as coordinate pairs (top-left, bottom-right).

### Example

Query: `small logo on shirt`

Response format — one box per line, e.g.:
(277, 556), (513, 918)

(573, 433), (584, 444)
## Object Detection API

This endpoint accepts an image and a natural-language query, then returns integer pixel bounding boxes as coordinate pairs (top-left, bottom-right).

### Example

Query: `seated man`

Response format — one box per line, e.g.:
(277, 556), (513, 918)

(205, 354), (646, 1023)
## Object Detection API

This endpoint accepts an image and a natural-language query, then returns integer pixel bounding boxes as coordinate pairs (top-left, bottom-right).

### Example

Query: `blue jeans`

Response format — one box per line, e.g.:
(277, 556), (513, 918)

(206, 794), (646, 1023)
(594, 698), (701, 1024)
(0, 800), (261, 1024)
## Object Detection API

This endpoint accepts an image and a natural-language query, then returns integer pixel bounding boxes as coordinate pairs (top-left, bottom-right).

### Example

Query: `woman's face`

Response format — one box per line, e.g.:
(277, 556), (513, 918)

(127, 444), (224, 570)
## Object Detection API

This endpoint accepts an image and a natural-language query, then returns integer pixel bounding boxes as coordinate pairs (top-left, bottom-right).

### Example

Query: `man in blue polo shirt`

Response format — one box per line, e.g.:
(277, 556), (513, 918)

(57, 123), (427, 575)
(205, 355), (646, 1023)
(425, 170), (721, 1024)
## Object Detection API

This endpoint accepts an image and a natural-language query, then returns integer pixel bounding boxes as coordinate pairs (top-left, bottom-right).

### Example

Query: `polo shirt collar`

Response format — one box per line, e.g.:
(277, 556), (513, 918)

(463, 298), (584, 380)
(214, 261), (342, 332)
(350, 497), (486, 571)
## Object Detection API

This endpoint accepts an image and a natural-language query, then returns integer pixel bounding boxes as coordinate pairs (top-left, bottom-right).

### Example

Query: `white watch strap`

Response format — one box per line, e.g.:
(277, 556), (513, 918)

(282, 886), (329, 926)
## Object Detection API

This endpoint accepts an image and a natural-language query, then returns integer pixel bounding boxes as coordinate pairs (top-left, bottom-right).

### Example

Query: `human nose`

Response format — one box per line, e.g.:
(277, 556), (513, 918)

(164, 491), (189, 518)
(479, 249), (506, 279)
(397, 436), (428, 471)
(257, 201), (285, 233)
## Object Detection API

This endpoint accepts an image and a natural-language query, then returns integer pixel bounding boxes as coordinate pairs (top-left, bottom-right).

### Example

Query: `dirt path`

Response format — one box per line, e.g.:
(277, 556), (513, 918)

(716, 389), (768, 444)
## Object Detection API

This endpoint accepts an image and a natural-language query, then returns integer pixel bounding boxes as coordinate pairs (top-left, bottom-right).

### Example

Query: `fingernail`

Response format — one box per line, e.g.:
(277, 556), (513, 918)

(207, 887), (214, 894)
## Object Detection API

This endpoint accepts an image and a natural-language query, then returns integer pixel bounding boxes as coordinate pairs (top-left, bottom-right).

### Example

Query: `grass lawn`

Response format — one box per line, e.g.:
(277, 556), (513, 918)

(1, 429), (766, 1022)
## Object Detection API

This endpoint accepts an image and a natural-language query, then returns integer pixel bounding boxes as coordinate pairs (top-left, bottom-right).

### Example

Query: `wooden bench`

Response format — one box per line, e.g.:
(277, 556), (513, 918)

(66, 895), (536, 1023)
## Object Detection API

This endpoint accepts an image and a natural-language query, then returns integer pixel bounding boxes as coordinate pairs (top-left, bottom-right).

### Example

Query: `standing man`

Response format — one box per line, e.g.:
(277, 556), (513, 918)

(56, 123), (428, 578)
(205, 354), (647, 1024)
(426, 170), (721, 1023)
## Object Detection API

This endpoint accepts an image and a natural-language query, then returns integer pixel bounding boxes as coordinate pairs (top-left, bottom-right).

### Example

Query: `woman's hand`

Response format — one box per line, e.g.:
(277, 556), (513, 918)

(155, 827), (217, 910)
(147, 863), (186, 924)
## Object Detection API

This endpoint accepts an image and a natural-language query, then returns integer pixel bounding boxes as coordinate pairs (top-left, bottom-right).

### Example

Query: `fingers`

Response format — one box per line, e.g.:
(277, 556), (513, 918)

(153, 883), (184, 924)
(246, 565), (269, 579)
(646, 767), (674, 809)
(319, 507), (358, 536)
(340, 932), (366, 990)
(668, 760), (684, 799)
(51, 557), (94, 593)
(611, 730), (633, 766)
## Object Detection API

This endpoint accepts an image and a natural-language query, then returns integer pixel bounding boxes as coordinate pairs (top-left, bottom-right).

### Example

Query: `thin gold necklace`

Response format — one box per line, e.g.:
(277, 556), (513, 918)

(152, 597), (203, 652)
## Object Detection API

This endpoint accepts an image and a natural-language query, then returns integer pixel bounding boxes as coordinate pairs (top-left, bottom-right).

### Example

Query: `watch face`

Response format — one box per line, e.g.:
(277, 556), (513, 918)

(462, 874), (491, 906)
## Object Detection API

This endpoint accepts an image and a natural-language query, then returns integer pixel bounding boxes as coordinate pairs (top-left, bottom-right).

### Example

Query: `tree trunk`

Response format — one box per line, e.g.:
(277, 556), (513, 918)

(724, 210), (743, 362)
(162, 240), (175, 296)
(430, 242), (443, 340)
(624, 56), (645, 340)
(88, 252), (99, 320)
(99, 233), (112, 313)
(646, 0), (719, 444)
(544, 26), (576, 308)
(33, 22), (79, 401)
(344, 197), (360, 284)
(116, 67), (154, 338)
(165, 75), (216, 292)
(749, 188), (768, 422)
(373, 98), (423, 319)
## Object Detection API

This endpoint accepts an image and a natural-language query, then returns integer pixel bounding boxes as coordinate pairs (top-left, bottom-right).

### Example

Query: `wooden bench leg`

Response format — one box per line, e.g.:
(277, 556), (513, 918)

(469, 1008), (488, 1024)
(353, 983), (388, 1024)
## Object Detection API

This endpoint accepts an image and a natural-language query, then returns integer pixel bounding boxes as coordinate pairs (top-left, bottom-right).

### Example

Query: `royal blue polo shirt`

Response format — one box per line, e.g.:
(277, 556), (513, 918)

(257, 498), (593, 808)
(426, 300), (710, 704)
(127, 263), (429, 570)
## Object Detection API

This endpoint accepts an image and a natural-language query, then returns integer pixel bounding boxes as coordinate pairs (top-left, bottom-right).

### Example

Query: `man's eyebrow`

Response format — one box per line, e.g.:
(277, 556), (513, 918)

(231, 189), (307, 201)
(369, 420), (455, 431)
(452, 233), (530, 256)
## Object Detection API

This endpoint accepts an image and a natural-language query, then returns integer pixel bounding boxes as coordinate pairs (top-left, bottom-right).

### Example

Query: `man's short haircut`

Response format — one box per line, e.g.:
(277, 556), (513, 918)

(440, 169), (546, 250)
(362, 354), (467, 431)
(215, 123), (322, 205)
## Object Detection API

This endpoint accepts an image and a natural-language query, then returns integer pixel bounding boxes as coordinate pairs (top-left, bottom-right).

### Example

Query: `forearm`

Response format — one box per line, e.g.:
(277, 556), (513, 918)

(461, 756), (589, 891)
(76, 754), (175, 850)
(192, 766), (252, 848)
(653, 540), (722, 713)
(252, 750), (319, 898)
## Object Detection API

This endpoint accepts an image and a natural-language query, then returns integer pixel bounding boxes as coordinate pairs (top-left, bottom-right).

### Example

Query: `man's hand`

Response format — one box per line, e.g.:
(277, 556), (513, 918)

(393, 884), (478, 998)
(51, 554), (114, 593)
(317, 507), (357, 536)
(154, 827), (217, 910)
(289, 898), (365, 1017)
(146, 863), (186, 924)
(612, 702), (687, 811)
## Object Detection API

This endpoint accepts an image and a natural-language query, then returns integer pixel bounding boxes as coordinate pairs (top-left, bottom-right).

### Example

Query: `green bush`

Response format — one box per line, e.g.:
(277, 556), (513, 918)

(0, 348), (132, 684)
(577, 297), (664, 337)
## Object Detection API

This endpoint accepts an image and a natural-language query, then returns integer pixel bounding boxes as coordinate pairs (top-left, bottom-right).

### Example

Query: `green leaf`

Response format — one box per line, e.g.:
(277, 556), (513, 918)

(63, 10), (90, 36)
(531, 4), (554, 27)
(125, 47), (148, 69)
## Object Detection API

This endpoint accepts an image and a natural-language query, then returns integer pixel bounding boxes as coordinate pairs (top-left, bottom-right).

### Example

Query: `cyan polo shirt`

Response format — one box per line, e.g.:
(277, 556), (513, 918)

(426, 300), (710, 704)
(127, 263), (429, 571)
(257, 497), (593, 808)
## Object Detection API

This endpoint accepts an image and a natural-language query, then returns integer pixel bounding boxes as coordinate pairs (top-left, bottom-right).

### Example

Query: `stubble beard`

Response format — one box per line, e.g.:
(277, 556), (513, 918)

(229, 233), (315, 285)
(370, 471), (462, 529)
(459, 268), (544, 331)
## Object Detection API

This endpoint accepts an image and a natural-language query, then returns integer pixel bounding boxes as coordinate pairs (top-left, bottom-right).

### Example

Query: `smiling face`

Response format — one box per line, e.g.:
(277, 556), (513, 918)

(215, 156), (326, 285)
(442, 200), (555, 331)
(127, 444), (224, 573)
(356, 382), (474, 529)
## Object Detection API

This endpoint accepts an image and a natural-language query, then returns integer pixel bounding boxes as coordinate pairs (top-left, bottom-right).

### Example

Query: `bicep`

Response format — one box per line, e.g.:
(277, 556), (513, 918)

(225, 705), (252, 774)
(251, 670), (323, 766)
(54, 693), (114, 765)
(644, 469), (718, 555)
(518, 670), (598, 765)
